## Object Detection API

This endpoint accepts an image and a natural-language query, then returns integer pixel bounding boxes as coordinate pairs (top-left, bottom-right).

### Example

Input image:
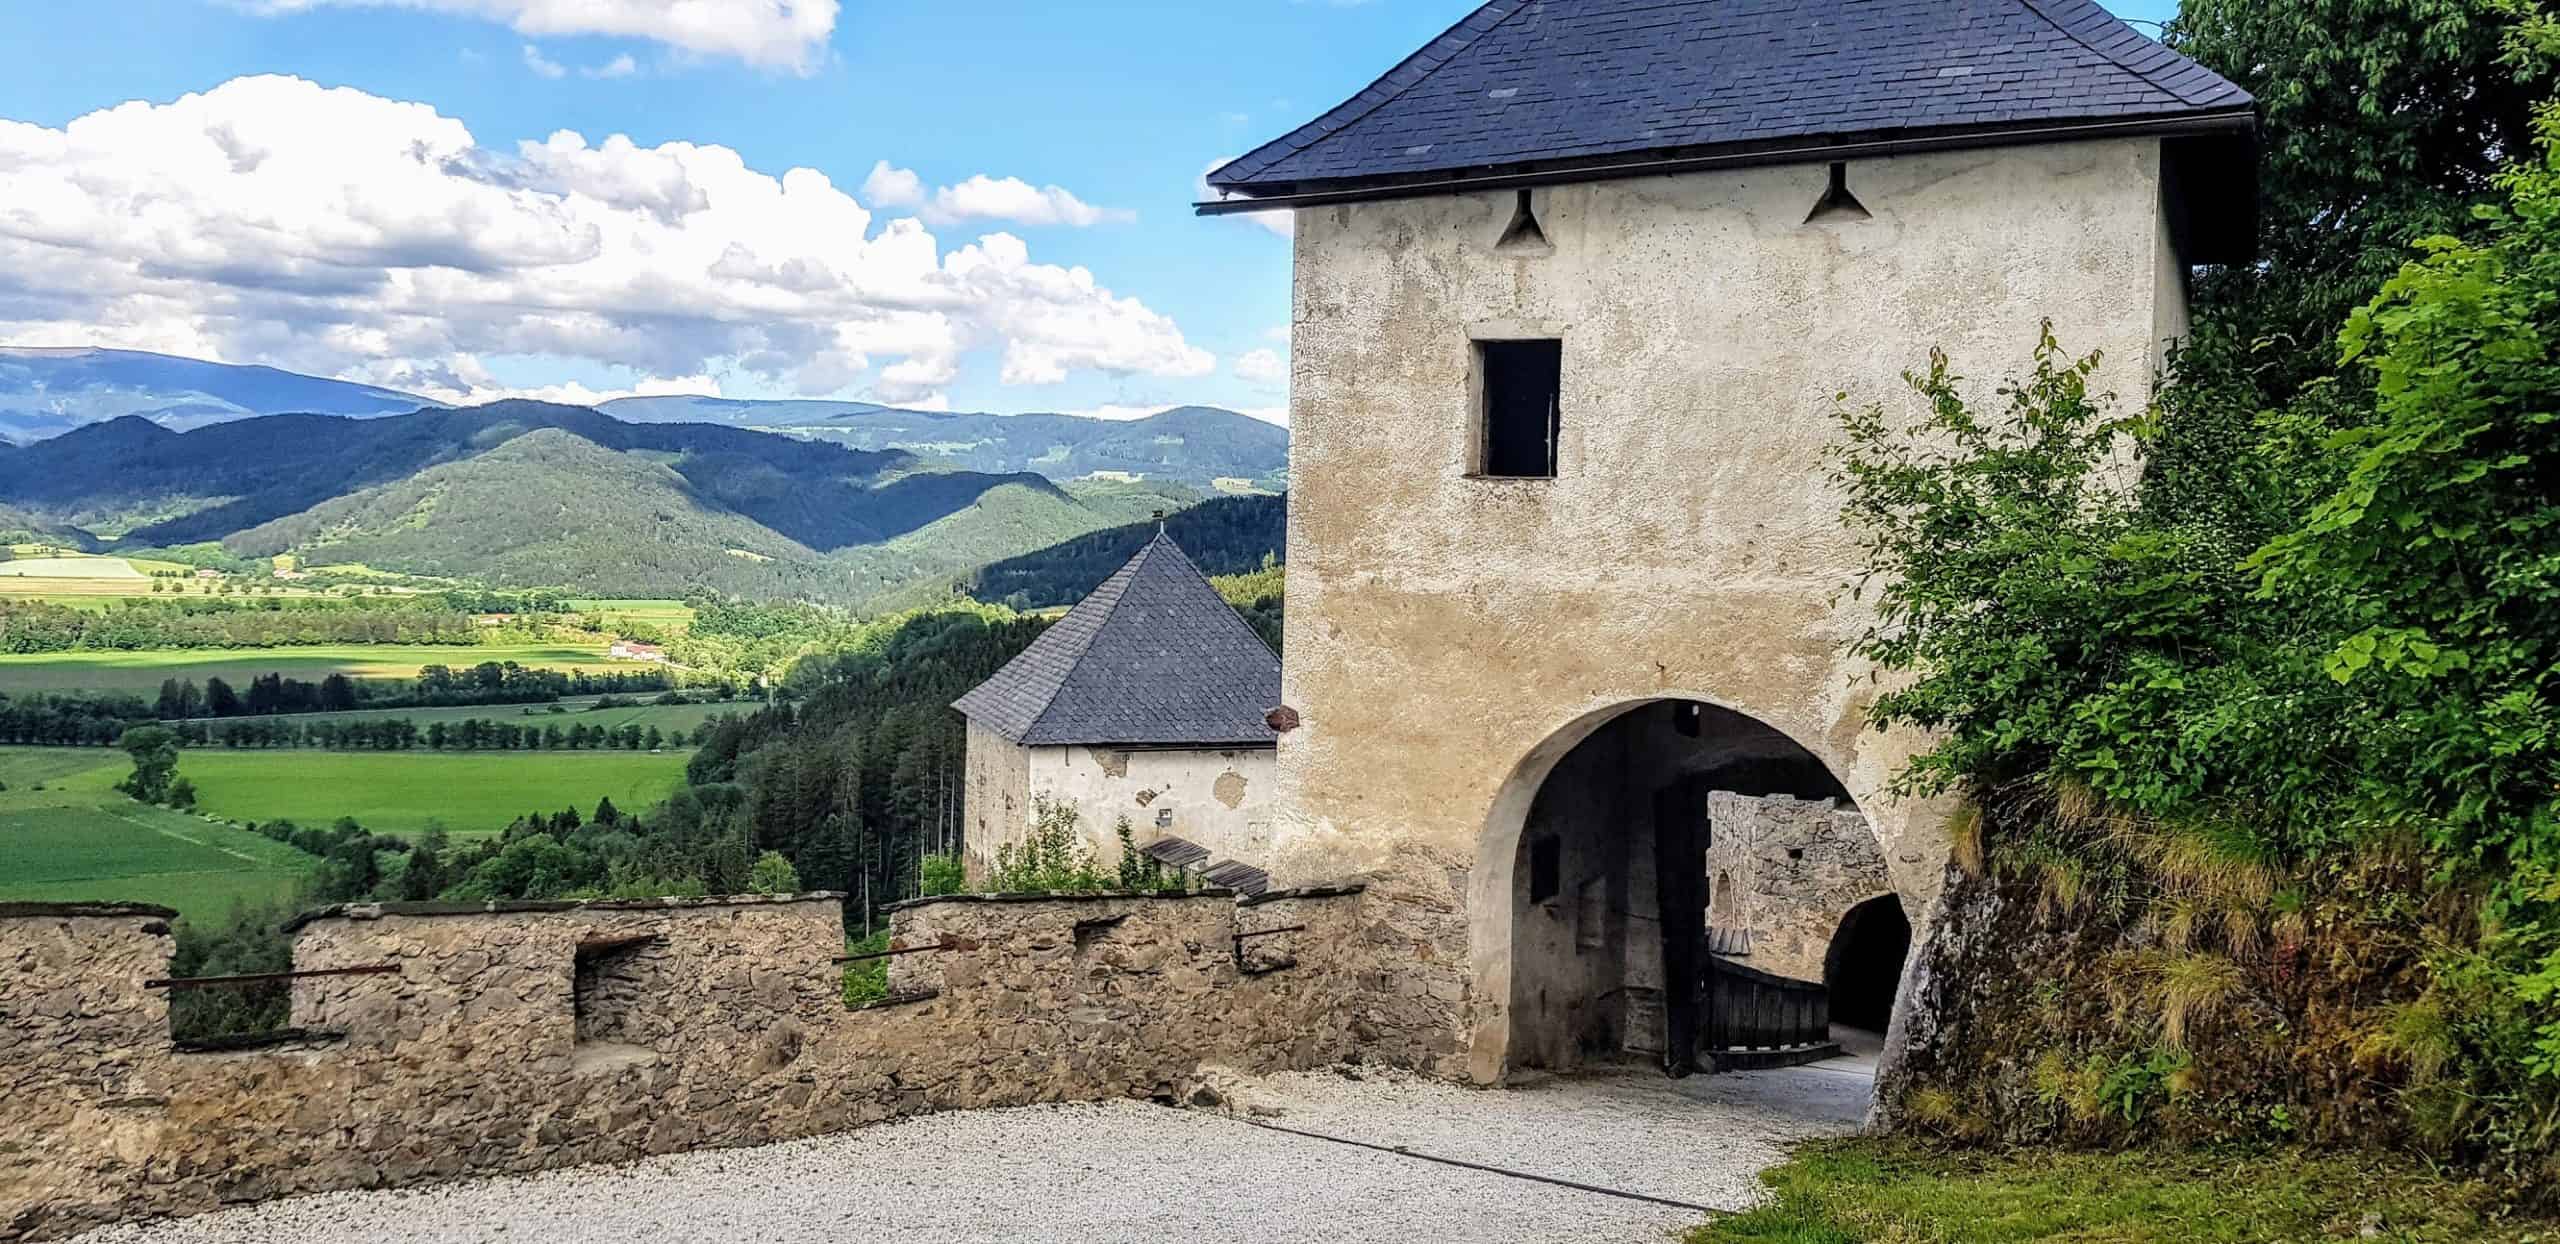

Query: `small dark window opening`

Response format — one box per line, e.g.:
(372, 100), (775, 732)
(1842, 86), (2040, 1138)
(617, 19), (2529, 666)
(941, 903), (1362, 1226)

(1478, 339), (1562, 478)
(1805, 161), (1872, 224)
(1673, 702), (1704, 738)
(1528, 836), (1562, 904)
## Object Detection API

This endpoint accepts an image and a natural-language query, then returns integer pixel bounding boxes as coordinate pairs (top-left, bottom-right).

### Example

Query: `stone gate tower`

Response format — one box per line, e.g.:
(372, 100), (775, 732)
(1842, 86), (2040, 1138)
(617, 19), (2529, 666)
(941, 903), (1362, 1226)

(1202, 0), (2255, 1082)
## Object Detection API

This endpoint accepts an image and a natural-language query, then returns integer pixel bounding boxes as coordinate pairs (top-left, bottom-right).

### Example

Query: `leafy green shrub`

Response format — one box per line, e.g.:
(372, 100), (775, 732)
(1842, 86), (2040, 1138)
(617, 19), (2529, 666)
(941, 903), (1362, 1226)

(985, 797), (1113, 894)
(746, 851), (801, 894)
(918, 851), (965, 897)
(1841, 109), (2560, 1183)
(840, 929), (890, 1007)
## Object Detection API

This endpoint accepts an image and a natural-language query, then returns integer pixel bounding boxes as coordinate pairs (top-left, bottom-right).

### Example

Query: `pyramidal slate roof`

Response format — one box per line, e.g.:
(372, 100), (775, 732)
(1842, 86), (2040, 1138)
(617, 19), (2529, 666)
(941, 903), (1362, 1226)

(953, 532), (1282, 748)
(1204, 0), (2253, 199)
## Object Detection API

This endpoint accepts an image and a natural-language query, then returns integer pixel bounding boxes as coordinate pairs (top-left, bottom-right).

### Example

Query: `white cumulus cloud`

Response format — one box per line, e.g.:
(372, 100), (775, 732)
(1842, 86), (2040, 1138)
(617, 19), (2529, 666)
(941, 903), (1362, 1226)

(0, 75), (1210, 408)
(1197, 157), (1291, 238)
(244, 0), (838, 72)
(863, 161), (1131, 228)
(1233, 348), (1285, 384)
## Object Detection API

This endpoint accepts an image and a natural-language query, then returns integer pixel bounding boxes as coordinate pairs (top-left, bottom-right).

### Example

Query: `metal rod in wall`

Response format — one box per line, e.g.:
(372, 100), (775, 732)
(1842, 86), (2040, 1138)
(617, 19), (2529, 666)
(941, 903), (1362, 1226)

(830, 941), (952, 965)
(144, 964), (402, 991)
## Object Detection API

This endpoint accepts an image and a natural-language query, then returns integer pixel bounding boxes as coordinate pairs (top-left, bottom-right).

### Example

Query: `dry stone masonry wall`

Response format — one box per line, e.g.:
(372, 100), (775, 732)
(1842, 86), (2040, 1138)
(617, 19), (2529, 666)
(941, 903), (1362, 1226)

(0, 887), (1369, 1242)
(1703, 793), (1899, 982)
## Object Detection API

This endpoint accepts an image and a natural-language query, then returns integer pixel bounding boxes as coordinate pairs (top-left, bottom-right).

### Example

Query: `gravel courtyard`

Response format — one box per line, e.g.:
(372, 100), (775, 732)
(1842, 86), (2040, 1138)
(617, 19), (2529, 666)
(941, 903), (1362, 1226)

(70, 1061), (1872, 1244)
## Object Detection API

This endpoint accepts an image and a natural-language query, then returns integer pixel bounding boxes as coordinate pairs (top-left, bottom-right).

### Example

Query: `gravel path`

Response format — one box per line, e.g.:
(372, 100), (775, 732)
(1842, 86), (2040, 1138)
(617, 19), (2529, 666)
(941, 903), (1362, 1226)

(70, 1062), (1870, 1244)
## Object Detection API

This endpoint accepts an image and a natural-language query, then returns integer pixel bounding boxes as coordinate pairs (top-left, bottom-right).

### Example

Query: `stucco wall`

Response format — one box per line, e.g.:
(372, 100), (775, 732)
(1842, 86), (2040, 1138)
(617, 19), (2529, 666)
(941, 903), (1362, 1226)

(965, 729), (1278, 876)
(962, 718), (1032, 875)
(1272, 138), (2188, 1080)
(0, 889), (1370, 1241)
(1029, 745), (1276, 866)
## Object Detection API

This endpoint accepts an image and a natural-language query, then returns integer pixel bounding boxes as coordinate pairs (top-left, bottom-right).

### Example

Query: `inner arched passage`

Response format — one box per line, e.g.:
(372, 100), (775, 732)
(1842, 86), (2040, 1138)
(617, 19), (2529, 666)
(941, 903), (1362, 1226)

(1825, 893), (1912, 1037)
(1503, 699), (1899, 1078)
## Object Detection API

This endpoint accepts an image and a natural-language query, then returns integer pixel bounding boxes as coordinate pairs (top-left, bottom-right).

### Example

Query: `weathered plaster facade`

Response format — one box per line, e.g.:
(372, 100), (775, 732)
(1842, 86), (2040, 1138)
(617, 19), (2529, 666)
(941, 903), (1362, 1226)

(962, 732), (1275, 875)
(0, 890), (1378, 1241)
(1267, 139), (2195, 1080)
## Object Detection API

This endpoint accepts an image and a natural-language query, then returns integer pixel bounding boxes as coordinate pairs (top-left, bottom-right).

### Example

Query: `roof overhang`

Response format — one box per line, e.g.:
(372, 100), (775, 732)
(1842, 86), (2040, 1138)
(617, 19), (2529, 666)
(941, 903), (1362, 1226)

(1198, 107), (2259, 263)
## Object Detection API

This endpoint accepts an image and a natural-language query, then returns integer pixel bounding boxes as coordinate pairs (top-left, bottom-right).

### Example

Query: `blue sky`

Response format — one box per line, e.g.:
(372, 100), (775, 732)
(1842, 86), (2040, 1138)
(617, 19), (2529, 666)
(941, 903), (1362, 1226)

(0, 0), (2180, 418)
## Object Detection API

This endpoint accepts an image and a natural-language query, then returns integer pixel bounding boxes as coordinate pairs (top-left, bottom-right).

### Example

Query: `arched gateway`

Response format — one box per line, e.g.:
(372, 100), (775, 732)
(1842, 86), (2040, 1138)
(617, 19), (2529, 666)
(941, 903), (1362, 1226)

(1473, 698), (1914, 1080)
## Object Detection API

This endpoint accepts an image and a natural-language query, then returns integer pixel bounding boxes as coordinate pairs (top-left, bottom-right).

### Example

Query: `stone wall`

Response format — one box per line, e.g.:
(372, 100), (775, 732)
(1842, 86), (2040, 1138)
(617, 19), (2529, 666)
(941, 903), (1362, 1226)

(1703, 792), (1898, 982)
(0, 887), (1368, 1241)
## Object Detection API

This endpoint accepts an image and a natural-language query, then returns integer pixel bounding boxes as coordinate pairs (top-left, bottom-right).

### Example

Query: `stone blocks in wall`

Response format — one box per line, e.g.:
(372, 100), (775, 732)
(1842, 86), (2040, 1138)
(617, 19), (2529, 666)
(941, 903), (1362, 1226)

(0, 887), (1371, 1242)
(1704, 792), (1895, 982)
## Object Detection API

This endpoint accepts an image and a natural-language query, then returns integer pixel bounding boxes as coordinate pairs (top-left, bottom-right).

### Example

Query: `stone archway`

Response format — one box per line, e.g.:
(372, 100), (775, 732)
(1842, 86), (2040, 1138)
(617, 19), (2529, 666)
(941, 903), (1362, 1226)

(1472, 697), (1900, 1081)
(1825, 893), (1912, 1036)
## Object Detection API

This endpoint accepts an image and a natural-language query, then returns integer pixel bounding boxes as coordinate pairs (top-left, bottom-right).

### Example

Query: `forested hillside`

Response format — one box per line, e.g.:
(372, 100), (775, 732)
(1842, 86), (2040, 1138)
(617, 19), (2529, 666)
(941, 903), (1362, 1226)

(965, 493), (1286, 610)
(0, 402), (1231, 607)
(604, 397), (1289, 492)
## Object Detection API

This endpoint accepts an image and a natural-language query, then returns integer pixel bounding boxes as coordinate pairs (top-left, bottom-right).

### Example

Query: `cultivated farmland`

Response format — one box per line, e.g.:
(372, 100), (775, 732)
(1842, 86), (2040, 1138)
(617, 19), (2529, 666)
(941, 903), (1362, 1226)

(0, 747), (314, 914)
(178, 749), (694, 838)
(0, 642), (657, 694)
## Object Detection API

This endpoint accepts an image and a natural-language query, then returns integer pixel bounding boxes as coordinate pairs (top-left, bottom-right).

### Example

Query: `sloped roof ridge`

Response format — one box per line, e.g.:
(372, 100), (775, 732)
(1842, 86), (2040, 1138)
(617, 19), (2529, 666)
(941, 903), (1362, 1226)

(2013, 0), (2216, 106)
(1210, 0), (1535, 187)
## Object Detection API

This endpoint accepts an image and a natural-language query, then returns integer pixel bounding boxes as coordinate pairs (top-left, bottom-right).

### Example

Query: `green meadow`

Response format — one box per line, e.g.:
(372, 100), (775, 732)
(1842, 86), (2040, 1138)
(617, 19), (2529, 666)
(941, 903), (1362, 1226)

(0, 748), (315, 915)
(236, 695), (749, 736)
(0, 642), (656, 694)
(179, 748), (694, 838)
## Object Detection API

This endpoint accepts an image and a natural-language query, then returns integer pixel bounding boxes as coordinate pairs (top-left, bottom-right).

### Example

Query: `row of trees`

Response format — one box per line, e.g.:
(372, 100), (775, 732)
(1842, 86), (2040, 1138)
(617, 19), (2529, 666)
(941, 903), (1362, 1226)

(187, 715), (714, 752)
(150, 664), (674, 721)
(0, 691), (152, 746)
(0, 598), (525, 653)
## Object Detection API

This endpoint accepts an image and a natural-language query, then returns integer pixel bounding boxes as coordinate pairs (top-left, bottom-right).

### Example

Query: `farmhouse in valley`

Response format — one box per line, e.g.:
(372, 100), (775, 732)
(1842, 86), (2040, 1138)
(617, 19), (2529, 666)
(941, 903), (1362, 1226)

(954, 531), (1281, 888)
(607, 638), (666, 663)
(1202, 0), (2255, 1081)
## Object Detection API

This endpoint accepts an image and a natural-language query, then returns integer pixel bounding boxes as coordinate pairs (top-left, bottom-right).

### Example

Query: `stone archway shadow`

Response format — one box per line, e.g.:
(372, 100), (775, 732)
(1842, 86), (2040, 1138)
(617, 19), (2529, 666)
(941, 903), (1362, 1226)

(1465, 693), (1937, 1092)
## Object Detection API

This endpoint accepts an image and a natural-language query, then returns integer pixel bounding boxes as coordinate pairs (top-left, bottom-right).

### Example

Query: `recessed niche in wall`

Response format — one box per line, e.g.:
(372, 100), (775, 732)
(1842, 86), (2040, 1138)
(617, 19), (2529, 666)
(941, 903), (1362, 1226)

(572, 932), (668, 1067)
(1804, 162), (1872, 224)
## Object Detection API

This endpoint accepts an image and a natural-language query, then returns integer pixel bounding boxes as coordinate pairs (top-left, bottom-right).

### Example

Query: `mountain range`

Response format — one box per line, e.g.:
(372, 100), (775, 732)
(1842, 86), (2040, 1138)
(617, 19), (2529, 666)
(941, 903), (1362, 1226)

(0, 401), (1279, 606)
(0, 349), (1288, 492)
(0, 347), (440, 442)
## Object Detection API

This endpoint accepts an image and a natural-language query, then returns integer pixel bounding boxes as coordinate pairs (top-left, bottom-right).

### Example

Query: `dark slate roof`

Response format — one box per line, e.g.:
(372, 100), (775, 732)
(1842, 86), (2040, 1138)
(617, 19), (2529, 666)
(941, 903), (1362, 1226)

(953, 532), (1282, 748)
(1206, 0), (2252, 196)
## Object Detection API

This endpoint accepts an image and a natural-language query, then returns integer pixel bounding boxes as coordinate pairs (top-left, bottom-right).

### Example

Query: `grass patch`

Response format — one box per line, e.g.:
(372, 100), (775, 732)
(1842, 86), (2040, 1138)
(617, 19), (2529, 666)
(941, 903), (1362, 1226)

(0, 642), (655, 694)
(0, 749), (314, 915)
(841, 929), (891, 1006)
(1691, 1140), (2548, 1244)
(180, 748), (693, 837)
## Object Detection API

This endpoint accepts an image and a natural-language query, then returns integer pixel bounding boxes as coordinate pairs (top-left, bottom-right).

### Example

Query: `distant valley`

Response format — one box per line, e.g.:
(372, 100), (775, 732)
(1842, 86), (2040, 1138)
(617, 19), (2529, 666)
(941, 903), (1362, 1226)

(0, 354), (1290, 608)
(0, 349), (1288, 493)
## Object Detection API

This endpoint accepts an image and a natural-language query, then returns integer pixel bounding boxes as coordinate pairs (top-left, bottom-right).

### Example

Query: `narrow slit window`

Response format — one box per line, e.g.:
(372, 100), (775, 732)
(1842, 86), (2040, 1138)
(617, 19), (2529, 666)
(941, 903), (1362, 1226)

(1529, 835), (1562, 904)
(1477, 338), (1562, 478)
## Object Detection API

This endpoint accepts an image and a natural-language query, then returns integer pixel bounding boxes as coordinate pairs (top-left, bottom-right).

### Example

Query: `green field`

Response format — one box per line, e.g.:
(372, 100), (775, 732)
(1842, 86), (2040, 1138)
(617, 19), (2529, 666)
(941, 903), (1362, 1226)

(181, 749), (694, 837)
(236, 696), (753, 735)
(0, 748), (315, 915)
(0, 642), (657, 694)
(569, 598), (695, 634)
